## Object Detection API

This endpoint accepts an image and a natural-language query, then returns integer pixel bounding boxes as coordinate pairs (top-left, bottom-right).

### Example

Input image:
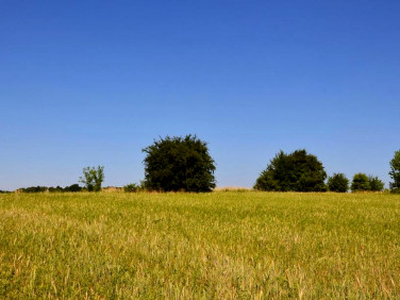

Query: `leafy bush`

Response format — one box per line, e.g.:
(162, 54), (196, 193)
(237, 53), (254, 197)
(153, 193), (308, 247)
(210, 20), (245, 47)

(327, 173), (349, 193)
(389, 150), (400, 193)
(142, 135), (216, 192)
(254, 149), (327, 192)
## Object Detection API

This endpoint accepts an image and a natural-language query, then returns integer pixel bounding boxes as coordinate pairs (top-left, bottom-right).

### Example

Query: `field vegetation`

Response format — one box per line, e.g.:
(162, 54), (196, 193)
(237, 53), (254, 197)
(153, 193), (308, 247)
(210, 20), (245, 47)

(0, 191), (399, 298)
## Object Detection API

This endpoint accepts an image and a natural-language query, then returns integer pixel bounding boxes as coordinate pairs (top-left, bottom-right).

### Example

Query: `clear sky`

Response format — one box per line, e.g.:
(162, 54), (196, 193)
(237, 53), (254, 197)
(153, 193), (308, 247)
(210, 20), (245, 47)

(1, 0), (399, 190)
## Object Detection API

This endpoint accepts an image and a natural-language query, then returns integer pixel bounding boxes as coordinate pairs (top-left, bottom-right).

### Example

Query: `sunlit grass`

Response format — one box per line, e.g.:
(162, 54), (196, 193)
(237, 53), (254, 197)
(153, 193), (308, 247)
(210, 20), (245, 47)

(0, 192), (399, 298)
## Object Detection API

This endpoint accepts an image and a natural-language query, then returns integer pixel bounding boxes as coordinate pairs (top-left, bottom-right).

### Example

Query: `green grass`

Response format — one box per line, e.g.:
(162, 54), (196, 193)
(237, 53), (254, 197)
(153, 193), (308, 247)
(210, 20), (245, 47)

(0, 192), (399, 298)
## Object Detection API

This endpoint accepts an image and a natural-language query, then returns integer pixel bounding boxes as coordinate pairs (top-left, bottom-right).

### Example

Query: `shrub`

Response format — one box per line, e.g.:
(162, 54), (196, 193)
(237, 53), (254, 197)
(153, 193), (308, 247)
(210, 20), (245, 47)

(327, 173), (349, 192)
(142, 135), (216, 192)
(254, 149), (327, 192)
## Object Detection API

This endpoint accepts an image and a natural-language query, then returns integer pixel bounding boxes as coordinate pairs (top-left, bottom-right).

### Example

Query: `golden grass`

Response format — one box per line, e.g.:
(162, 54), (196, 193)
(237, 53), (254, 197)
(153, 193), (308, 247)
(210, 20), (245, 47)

(0, 191), (399, 298)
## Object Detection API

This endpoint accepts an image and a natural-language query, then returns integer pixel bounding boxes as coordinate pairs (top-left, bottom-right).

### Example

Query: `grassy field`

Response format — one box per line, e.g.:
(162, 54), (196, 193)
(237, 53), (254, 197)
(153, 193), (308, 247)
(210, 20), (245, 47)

(0, 191), (399, 298)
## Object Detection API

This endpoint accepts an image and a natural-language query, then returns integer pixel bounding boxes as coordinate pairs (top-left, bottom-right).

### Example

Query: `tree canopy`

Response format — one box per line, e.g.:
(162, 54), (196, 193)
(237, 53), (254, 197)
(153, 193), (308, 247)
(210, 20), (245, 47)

(351, 173), (370, 192)
(327, 173), (349, 193)
(350, 173), (384, 192)
(389, 150), (400, 193)
(142, 135), (216, 192)
(254, 149), (327, 192)
(368, 176), (384, 192)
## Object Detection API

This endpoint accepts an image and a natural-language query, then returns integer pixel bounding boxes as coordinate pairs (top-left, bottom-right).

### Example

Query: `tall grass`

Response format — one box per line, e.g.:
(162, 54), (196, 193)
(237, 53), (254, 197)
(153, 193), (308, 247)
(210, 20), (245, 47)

(0, 192), (399, 298)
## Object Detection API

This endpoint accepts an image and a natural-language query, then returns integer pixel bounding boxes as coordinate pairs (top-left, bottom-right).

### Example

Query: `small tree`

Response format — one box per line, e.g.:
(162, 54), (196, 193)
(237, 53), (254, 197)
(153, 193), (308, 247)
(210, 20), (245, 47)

(327, 173), (349, 193)
(254, 149), (327, 192)
(79, 166), (104, 192)
(142, 135), (216, 192)
(389, 150), (400, 193)
(351, 173), (370, 192)
(368, 176), (384, 192)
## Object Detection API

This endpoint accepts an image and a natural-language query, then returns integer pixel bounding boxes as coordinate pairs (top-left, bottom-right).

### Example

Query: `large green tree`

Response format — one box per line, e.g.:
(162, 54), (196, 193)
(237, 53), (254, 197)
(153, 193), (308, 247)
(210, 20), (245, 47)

(142, 135), (216, 192)
(389, 150), (400, 193)
(254, 149), (327, 192)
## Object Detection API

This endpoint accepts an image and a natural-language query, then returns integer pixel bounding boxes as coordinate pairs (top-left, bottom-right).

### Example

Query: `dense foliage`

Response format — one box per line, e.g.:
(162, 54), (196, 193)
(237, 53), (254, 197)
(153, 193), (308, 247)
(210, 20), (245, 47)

(368, 176), (385, 192)
(18, 184), (83, 193)
(327, 173), (349, 192)
(350, 173), (370, 192)
(79, 166), (104, 192)
(389, 150), (400, 193)
(254, 149), (327, 192)
(142, 135), (216, 192)
(351, 173), (384, 192)
(18, 186), (48, 193)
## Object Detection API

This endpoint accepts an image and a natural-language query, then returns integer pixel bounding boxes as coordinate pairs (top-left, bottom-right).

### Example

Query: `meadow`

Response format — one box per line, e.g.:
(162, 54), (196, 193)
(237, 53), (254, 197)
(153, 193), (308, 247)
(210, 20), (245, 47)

(0, 191), (399, 298)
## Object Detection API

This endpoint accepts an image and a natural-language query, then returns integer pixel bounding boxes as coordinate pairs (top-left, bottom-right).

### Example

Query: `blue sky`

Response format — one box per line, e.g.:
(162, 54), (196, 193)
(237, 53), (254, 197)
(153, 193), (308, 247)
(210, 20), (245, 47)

(1, 0), (399, 190)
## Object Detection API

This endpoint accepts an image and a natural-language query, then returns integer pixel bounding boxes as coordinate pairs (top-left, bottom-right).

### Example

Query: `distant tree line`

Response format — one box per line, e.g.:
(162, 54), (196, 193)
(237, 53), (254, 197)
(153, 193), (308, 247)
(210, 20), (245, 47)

(18, 184), (83, 193)
(7, 136), (400, 194)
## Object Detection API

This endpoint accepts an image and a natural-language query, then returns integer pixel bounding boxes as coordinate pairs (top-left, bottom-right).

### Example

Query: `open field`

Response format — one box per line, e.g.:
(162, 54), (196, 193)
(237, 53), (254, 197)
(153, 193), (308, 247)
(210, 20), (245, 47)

(0, 192), (399, 298)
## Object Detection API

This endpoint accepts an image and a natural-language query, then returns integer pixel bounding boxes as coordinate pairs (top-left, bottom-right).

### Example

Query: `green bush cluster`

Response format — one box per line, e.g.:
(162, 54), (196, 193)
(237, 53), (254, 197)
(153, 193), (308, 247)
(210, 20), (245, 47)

(253, 149), (391, 193)
(350, 173), (385, 192)
(17, 184), (83, 193)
